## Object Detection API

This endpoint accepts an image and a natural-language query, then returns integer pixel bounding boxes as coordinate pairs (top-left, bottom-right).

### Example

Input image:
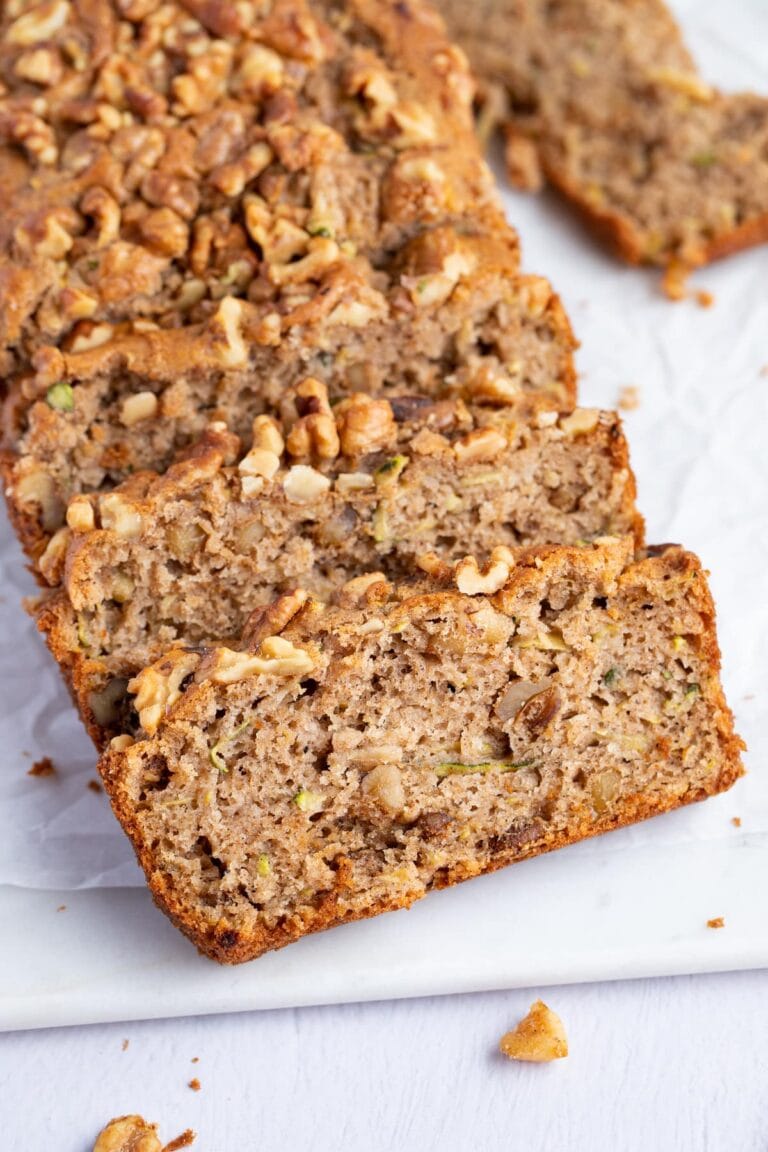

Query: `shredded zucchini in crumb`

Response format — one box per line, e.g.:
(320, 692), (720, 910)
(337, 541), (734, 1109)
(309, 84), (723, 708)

(209, 720), (251, 772)
(435, 759), (534, 778)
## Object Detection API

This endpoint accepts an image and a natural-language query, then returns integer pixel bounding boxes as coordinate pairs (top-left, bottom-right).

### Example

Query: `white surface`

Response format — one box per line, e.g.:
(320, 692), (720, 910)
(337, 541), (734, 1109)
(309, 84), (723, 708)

(1, 0), (767, 1066)
(2, 968), (768, 1151)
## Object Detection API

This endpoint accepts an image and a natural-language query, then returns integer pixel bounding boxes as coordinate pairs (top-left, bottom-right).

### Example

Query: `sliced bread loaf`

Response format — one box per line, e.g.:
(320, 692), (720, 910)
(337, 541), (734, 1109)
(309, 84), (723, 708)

(36, 389), (641, 747)
(0, 0), (575, 562)
(99, 538), (743, 963)
(437, 0), (768, 280)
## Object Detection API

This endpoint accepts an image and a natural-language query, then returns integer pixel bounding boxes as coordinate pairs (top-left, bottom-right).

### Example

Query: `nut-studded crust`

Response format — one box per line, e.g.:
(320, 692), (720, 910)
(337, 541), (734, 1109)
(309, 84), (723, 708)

(34, 402), (643, 748)
(0, 0), (578, 563)
(436, 0), (768, 277)
(99, 541), (744, 964)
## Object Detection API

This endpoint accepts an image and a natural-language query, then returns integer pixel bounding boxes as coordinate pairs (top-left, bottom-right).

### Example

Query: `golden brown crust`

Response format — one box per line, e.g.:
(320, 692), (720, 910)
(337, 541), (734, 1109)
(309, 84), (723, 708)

(108, 769), (740, 965)
(98, 541), (744, 964)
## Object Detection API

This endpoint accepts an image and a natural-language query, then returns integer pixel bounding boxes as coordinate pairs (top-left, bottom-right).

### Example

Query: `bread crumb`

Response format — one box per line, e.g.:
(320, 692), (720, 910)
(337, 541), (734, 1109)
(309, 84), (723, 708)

(617, 385), (640, 411)
(707, 917), (725, 929)
(57, 904), (66, 912)
(28, 756), (55, 777)
(732, 817), (742, 828)
(190, 1057), (199, 1063)
(163, 1132), (196, 1151)
(188, 1078), (201, 1092)
(661, 261), (688, 301)
(122, 1039), (130, 1052)
(499, 999), (568, 1062)
(696, 290), (714, 309)
(87, 779), (104, 793)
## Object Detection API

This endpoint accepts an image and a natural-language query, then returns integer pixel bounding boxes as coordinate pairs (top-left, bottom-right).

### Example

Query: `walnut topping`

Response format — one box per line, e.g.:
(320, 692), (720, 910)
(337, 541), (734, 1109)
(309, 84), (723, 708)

(210, 296), (248, 367)
(239, 447), (281, 481)
(282, 464), (331, 504)
(335, 394), (397, 457)
(559, 409), (600, 436)
(93, 1115), (161, 1152)
(66, 495), (95, 533)
(338, 571), (390, 606)
(129, 649), (201, 735)
(250, 414), (284, 456)
(453, 427), (507, 464)
(242, 589), (309, 649)
(454, 547), (516, 596)
(120, 391), (158, 427)
(285, 378), (340, 461)
(204, 637), (315, 683)
(6, 0), (70, 46)
(15, 466), (64, 531)
(13, 46), (62, 85)
(99, 493), (143, 539)
(406, 250), (474, 308)
(38, 525), (70, 584)
(499, 1001), (568, 1063)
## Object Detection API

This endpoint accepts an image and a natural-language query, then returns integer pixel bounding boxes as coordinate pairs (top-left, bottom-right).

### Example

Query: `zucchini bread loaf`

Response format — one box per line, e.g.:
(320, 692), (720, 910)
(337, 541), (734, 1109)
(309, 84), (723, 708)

(100, 537), (743, 963)
(0, 0), (576, 564)
(36, 387), (641, 746)
(436, 0), (768, 279)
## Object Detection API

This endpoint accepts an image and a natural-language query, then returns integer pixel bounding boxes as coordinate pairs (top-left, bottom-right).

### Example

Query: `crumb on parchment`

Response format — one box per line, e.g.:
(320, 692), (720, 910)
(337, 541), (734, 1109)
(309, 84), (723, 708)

(499, 1000), (568, 1062)
(188, 1079), (201, 1092)
(28, 757), (55, 777)
(617, 385), (640, 411)
(732, 817), (742, 828)
(707, 917), (725, 929)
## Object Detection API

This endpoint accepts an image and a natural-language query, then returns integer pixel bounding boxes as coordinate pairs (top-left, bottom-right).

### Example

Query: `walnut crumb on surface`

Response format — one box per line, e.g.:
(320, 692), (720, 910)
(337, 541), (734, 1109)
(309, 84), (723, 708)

(121, 1039), (129, 1052)
(93, 1115), (160, 1152)
(732, 817), (742, 828)
(28, 756), (55, 777)
(93, 1116), (195, 1152)
(707, 917), (725, 929)
(499, 1000), (568, 1063)
(56, 904), (66, 912)
(87, 779), (103, 793)
(163, 1132), (196, 1151)
(617, 385), (640, 411)
(188, 1078), (201, 1092)
(696, 290), (715, 309)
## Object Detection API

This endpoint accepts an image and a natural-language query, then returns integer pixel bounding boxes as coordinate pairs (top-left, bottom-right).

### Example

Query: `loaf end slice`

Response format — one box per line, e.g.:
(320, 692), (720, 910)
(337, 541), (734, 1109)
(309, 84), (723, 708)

(437, 0), (768, 275)
(99, 538), (743, 964)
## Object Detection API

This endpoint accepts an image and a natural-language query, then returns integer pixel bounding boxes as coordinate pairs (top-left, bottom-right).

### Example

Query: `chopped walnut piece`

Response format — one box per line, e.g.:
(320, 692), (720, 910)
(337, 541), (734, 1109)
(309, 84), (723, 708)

(499, 1000), (568, 1063)
(129, 649), (201, 735)
(362, 762), (405, 816)
(285, 378), (340, 461)
(120, 391), (158, 427)
(453, 427), (507, 464)
(335, 395), (397, 457)
(7, 0), (70, 46)
(283, 464), (331, 504)
(99, 493), (143, 539)
(93, 1114), (161, 1152)
(455, 547), (516, 596)
(203, 637), (315, 683)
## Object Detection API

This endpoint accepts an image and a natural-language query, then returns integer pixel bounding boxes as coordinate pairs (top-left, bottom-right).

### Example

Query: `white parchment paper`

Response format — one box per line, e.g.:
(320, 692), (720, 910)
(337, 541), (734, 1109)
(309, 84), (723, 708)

(1, 0), (766, 891)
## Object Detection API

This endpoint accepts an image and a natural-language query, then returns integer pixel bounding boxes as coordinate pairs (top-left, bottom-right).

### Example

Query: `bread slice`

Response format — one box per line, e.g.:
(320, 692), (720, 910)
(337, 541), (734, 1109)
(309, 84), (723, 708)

(0, 0), (576, 563)
(35, 390), (641, 747)
(99, 538), (743, 963)
(436, 0), (768, 278)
